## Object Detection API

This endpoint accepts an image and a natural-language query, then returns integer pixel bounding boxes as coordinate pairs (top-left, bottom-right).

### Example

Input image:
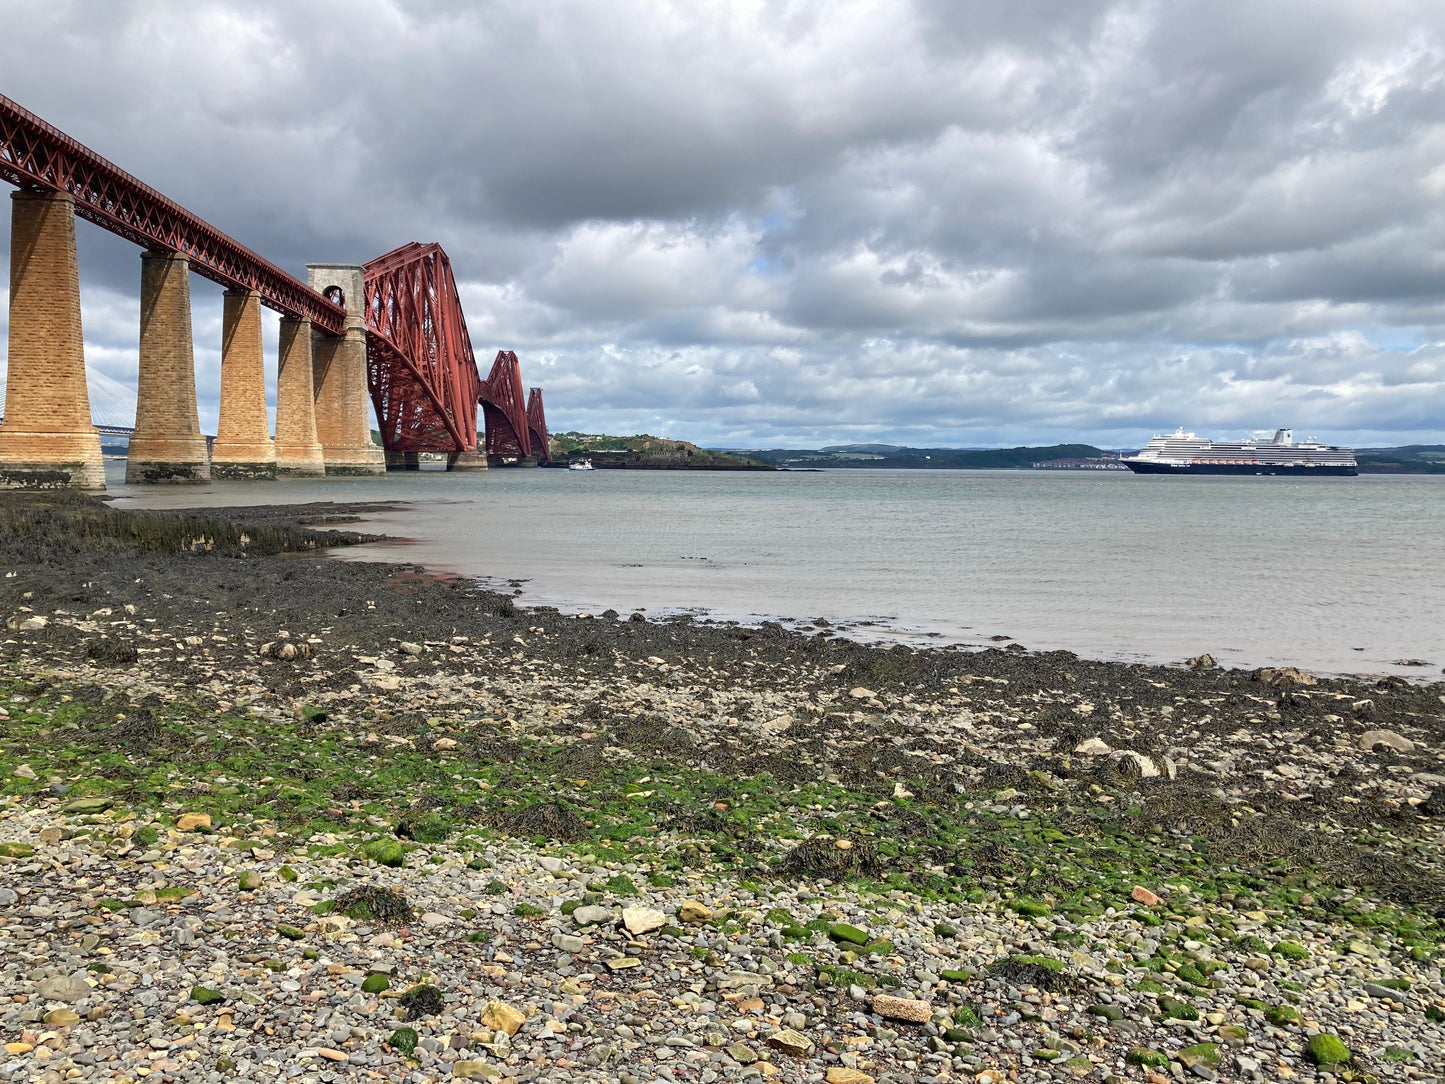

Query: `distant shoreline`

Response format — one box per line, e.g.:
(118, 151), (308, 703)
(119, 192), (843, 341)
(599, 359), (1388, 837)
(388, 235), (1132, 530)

(541, 461), (773, 472)
(736, 441), (1445, 473)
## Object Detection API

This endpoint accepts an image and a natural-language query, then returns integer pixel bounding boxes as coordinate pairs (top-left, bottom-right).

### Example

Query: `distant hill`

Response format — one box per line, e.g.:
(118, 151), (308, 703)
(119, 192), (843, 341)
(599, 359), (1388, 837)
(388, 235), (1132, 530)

(544, 436), (1445, 473)
(744, 443), (1111, 469)
(1355, 445), (1445, 473)
(548, 432), (768, 470)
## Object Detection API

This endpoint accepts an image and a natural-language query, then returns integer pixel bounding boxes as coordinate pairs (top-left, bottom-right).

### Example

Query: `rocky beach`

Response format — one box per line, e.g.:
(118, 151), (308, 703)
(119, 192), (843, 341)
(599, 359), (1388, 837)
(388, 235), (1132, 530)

(1, 492), (1442, 1084)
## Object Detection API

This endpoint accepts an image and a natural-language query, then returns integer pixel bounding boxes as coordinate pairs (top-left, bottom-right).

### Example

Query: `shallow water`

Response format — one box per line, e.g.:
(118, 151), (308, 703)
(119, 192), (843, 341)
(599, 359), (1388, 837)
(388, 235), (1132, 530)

(105, 461), (1445, 677)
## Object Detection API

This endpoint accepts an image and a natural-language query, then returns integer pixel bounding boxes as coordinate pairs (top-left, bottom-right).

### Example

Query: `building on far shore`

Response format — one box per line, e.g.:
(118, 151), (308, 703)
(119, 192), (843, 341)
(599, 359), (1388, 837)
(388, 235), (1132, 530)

(1030, 456), (1128, 470)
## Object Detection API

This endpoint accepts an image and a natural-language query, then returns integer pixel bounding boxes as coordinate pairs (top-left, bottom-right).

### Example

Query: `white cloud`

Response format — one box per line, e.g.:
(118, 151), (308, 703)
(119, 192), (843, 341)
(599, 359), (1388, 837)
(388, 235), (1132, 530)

(1, 0), (1444, 448)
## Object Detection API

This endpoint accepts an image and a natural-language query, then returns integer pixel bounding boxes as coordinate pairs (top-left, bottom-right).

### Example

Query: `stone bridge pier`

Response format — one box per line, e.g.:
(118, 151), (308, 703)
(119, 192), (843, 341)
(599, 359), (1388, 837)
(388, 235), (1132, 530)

(0, 195), (384, 488)
(0, 191), (105, 488)
(307, 265), (385, 476)
(127, 251), (209, 483)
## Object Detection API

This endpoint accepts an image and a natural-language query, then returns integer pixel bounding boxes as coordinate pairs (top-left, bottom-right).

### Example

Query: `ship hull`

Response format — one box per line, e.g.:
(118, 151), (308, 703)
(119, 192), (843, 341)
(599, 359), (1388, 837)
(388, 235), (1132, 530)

(1124, 461), (1356, 476)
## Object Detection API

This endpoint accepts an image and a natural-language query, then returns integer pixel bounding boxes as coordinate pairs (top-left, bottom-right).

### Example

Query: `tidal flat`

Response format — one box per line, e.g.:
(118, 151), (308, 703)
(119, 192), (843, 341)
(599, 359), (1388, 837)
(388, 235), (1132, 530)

(1, 492), (1442, 1084)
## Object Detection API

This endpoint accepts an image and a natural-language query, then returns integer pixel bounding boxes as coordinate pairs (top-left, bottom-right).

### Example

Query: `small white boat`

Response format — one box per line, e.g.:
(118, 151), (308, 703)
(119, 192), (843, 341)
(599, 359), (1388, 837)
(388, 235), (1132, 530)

(568, 458), (595, 471)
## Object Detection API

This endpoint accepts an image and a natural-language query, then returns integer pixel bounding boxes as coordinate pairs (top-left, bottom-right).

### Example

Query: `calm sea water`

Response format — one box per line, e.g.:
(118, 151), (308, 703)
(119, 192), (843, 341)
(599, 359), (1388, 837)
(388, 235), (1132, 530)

(105, 462), (1445, 677)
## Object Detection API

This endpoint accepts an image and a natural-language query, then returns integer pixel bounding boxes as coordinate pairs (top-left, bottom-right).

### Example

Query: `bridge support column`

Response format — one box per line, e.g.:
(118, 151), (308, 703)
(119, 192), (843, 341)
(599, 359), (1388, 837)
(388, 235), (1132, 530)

(447, 449), (488, 471)
(0, 191), (105, 489)
(126, 251), (209, 483)
(274, 316), (325, 476)
(211, 289), (276, 478)
(307, 264), (385, 475)
(385, 451), (421, 471)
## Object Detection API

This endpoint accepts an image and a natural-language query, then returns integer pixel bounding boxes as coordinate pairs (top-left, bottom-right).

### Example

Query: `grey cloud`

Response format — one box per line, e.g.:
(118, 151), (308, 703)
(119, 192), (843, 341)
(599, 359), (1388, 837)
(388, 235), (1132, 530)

(2, 0), (1444, 448)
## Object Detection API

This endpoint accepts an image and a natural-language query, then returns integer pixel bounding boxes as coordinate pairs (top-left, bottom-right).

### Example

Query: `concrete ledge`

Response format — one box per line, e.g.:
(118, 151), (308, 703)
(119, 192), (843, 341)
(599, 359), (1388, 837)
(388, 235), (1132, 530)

(211, 462), (278, 481)
(323, 462), (387, 477)
(0, 461), (105, 489)
(125, 460), (211, 485)
(385, 451), (421, 471)
(447, 451), (488, 471)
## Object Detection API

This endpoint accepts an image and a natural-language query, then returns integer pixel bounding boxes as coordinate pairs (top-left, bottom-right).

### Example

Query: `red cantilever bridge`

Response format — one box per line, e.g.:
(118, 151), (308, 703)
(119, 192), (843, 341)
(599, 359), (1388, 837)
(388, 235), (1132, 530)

(362, 243), (548, 465)
(0, 91), (546, 488)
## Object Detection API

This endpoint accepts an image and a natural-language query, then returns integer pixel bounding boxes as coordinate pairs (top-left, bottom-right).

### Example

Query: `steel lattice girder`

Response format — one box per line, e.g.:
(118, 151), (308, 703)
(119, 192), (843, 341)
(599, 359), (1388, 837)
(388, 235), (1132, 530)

(480, 351), (532, 460)
(0, 93), (345, 334)
(362, 242), (480, 454)
(526, 387), (551, 462)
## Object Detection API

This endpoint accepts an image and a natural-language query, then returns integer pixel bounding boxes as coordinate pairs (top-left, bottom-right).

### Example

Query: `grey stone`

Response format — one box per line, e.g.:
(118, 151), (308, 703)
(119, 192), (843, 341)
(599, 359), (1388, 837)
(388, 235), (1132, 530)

(36, 974), (90, 1002)
(553, 933), (586, 954)
(573, 905), (614, 927)
(726, 1042), (757, 1065)
(1359, 729), (1414, 753)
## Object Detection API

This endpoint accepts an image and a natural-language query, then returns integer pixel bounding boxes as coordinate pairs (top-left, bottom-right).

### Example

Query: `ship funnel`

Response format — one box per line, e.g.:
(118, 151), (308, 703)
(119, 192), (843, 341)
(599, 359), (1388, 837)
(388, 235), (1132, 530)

(1273, 428), (1292, 444)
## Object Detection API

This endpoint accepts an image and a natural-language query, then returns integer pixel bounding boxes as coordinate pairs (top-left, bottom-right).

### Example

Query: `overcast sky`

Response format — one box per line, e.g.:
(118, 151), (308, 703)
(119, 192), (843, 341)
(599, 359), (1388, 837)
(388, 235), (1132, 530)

(3, 0), (1444, 448)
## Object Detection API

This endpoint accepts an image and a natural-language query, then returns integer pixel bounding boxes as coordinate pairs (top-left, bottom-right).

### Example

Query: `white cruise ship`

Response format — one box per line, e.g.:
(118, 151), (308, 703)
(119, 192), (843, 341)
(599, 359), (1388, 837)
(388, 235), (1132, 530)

(1123, 428), (1357, 476)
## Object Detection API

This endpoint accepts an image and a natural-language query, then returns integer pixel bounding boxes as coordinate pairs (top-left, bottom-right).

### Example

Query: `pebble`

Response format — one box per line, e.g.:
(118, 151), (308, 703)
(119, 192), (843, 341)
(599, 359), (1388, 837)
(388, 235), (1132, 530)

(870, 994), (932, 1023)
(621, 905), (667, 935)
(35, 974), (90, 1002)
(5, 540), (1445, 1084)
(767, 1028), (814, 1057)
(678, 899), (713, 922)
(553, 932), (586, 953)
(1358, 728), (1414, 753)
(480, 1000), (525, 1036)
(573, 904), (614, 926)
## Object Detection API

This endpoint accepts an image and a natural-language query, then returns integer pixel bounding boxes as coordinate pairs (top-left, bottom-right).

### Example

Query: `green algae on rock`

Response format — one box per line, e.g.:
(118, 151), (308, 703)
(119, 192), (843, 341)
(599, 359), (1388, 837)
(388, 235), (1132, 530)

(1306, 1033), (1351, 1067)
(362, 838), (406, 867)
(388, 1027), (419, 1057)
(335, 885), (415, 926)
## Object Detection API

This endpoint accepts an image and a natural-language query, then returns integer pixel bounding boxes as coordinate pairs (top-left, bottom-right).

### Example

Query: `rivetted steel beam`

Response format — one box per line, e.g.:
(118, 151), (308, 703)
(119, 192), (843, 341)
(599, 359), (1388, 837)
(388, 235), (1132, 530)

(526, 386), (551, 463)
(0, 93), (345, 335)
(362, 242), (481, 457)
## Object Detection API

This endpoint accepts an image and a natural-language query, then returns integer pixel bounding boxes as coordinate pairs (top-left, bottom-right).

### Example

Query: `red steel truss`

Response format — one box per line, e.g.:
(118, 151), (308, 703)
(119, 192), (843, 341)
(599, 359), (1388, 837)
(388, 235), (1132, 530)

(362, 243), (481, 454)
(526, 387), (551, 463)
(0, 93), (344, 334)
(479, 350), (532, 460)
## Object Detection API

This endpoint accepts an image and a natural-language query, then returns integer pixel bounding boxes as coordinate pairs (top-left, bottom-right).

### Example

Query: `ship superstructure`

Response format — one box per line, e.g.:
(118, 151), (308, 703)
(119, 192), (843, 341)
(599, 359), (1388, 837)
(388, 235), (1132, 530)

(1123, 428), (1357, 476)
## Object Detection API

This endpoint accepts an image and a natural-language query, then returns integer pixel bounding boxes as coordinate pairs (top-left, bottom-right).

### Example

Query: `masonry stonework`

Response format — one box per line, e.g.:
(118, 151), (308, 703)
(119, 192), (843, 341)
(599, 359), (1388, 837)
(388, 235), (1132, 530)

(0, 191), (105, 489)
(447, 449), (488, 471)
(126, 251), (210, 483)
(211, 288), (276, 479)
(274, 316), (325, 476)
(306, 264), (384, 475)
